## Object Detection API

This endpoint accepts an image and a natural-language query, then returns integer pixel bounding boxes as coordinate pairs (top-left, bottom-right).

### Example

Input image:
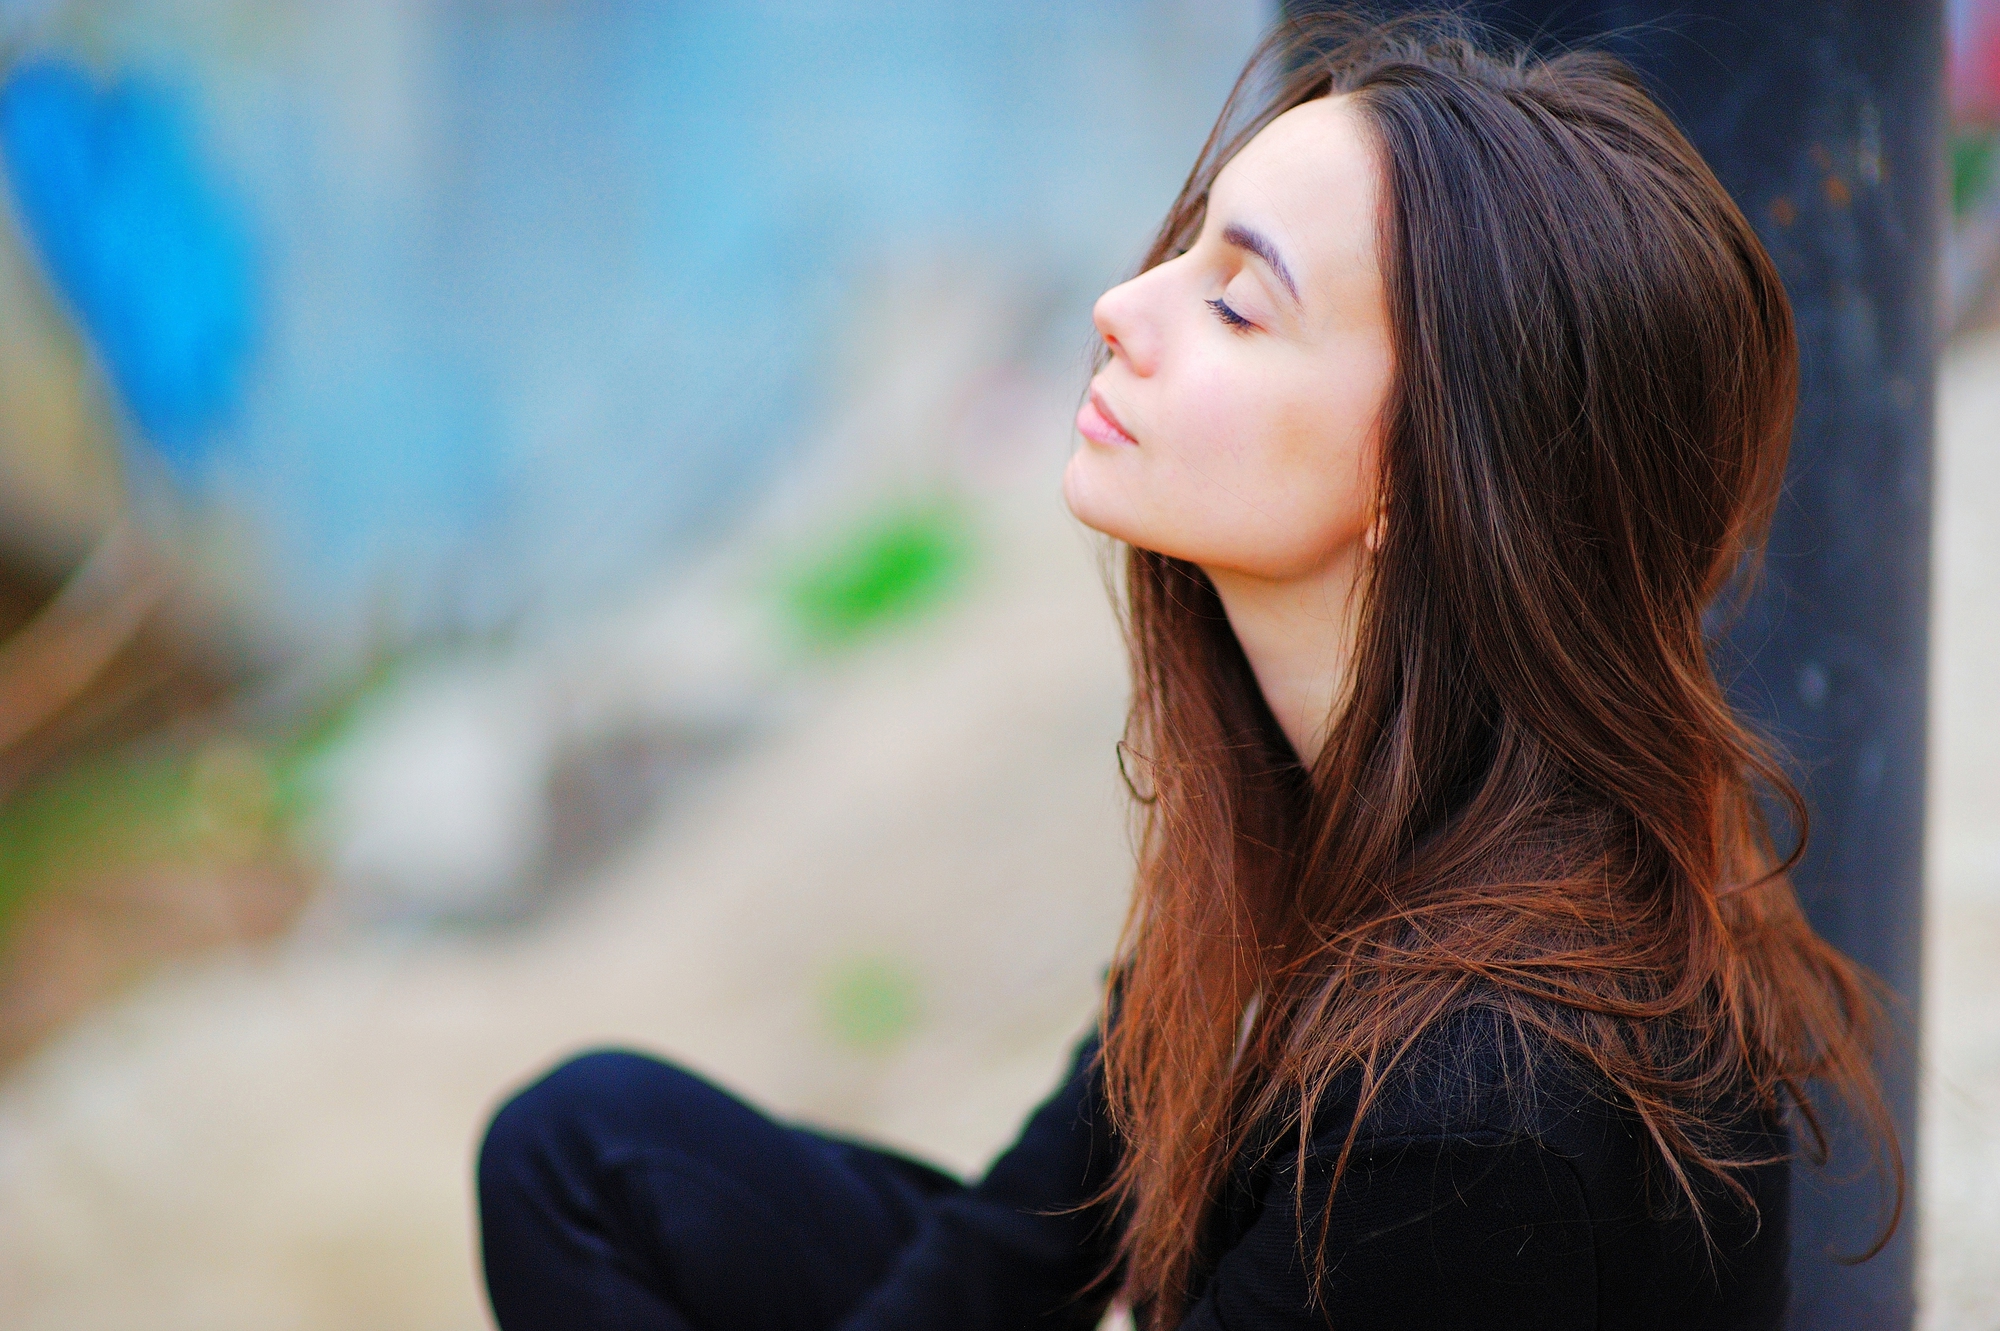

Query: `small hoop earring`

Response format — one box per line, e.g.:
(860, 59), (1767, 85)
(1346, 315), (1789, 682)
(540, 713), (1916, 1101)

(1116, 740), (1159, 805)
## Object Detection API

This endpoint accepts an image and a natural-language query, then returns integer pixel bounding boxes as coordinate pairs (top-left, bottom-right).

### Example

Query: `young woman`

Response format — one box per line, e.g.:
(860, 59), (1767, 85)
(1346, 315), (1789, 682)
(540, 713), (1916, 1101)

(477, 14), (1899, 1329)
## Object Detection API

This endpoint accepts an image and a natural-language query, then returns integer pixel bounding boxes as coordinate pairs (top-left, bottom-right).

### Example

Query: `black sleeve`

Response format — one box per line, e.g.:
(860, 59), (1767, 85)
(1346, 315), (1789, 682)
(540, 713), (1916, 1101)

(1177, 1130), (1599, 1331)
(833, 1030), (1123, 1331)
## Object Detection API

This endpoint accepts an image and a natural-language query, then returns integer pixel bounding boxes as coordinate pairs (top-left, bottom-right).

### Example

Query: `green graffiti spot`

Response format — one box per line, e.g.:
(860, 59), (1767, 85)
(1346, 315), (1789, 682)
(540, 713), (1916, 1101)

(820, 955), (924, 1052)
(1953, 128), (1997, 218)
(780, 500), (973, 649)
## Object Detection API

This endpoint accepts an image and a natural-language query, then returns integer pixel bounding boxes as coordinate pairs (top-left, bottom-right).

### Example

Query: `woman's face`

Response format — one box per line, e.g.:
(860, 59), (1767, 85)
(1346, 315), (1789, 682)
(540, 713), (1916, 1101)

(1063, 96), (1393, 583)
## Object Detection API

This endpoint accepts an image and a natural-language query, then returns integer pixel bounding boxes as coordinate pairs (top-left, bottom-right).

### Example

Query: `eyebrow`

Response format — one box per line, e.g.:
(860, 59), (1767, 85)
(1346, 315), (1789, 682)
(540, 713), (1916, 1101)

(1221, 222), (1300, 306)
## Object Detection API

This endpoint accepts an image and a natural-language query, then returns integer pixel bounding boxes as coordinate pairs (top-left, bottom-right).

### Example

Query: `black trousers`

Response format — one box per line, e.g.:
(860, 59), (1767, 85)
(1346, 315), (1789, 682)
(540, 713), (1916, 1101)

(477, 1050), (964, 1331)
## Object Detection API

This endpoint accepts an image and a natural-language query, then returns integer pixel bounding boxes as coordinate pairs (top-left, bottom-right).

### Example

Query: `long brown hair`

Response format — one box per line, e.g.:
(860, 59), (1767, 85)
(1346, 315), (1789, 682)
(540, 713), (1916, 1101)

(1096, 11), (1900, 1322)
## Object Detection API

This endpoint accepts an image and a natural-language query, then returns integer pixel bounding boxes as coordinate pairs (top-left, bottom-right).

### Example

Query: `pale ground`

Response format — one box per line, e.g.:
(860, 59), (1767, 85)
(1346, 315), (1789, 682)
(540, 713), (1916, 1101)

(0, 336), (1992, 1329)
(1919, 327), (2000, 1331)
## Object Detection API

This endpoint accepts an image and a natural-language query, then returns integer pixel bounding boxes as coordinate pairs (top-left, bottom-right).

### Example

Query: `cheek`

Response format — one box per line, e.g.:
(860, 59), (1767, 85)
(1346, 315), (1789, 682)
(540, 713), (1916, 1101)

(1167, 362), (1244, 449)
(1065, 348), (1387, 579)
(1184, 369), (1381, 578)
(1278, 348), (1390, 537)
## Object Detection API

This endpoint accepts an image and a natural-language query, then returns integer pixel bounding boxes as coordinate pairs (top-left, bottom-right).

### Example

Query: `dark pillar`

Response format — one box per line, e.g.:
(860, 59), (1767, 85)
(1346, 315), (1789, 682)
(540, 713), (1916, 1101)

(1283, 3), (1944, 1327)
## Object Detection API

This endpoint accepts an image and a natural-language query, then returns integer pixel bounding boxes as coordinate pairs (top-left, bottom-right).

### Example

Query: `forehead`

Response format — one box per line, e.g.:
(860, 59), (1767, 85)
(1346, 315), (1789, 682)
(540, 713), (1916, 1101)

(1210, 97), (1383, 303)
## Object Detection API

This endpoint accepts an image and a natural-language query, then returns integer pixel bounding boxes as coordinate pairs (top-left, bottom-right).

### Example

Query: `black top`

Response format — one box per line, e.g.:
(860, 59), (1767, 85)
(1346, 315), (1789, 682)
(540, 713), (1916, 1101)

(833, 1008), (1790, 1330)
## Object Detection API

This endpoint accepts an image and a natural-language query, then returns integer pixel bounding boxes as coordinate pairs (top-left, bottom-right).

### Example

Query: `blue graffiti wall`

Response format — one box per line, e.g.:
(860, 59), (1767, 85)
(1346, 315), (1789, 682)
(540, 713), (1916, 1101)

(0, 1), (1268, 638)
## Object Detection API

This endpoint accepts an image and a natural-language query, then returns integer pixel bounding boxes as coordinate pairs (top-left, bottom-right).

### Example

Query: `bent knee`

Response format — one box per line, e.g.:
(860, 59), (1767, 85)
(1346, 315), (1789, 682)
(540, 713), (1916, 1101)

(480, 1049), (697, 1192)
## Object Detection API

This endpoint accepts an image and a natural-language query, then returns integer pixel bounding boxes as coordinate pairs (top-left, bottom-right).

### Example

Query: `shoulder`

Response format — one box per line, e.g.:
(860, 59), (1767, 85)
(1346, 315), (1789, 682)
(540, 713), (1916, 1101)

(1289, 1002), (1790, 1253)
(1245, 1006), (1790, 1326)
(1305, 1003), (1591, 1152)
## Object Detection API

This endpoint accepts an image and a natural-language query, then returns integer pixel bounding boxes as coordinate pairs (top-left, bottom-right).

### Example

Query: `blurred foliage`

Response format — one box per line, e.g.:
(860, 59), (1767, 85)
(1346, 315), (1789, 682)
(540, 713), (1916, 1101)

(819, 953), (924, 1053)
(780, 499), (975, 651)
(0, 655), (395, 944)
(0, 740), (279, 940)
(1955, 126), (1998, 217)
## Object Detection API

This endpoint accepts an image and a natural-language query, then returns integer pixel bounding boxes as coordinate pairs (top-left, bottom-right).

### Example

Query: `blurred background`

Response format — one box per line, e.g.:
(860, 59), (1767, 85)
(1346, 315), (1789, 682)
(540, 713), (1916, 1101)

(0, 1), (1993, 1328)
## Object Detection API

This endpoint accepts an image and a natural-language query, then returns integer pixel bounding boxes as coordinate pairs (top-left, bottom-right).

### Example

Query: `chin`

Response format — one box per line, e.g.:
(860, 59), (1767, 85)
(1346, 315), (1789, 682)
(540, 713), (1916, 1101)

(1062, 454), (1141, 545)
(1061, 452), (1114, 531)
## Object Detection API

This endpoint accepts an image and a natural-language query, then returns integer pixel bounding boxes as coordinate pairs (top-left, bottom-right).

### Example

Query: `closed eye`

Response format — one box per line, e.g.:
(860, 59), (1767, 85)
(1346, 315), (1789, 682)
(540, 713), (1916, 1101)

(1206, 297), (1255, 331)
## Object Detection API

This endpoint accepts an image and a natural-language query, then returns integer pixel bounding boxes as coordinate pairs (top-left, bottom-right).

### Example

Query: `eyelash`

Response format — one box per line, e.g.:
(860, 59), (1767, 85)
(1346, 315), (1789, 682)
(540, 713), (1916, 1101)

(1206, 297), (1254, 332)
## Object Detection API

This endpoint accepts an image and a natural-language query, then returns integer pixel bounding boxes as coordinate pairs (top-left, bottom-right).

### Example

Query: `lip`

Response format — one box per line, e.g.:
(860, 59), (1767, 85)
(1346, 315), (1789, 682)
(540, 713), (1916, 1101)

(1077, 388), (1139, 447)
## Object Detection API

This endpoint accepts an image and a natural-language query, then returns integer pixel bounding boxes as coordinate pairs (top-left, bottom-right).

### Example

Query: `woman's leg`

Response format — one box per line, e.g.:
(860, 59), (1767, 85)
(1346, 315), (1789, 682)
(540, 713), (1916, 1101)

(478, 1049), (961, 1331)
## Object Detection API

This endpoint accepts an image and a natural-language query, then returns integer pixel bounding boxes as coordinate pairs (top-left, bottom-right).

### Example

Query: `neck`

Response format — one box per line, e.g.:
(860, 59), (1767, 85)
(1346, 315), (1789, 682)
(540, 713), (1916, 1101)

(1203, 542), (1368, 768)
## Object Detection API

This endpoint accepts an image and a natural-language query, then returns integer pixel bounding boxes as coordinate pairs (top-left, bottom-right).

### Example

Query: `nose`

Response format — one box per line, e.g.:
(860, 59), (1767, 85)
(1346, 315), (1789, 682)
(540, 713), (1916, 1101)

(1092, 272), (1157, 377)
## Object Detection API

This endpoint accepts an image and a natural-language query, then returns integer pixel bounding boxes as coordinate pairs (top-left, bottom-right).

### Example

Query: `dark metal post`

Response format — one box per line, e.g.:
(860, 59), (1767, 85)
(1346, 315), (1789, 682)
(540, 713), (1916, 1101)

(1279, 4), (1943, 1326)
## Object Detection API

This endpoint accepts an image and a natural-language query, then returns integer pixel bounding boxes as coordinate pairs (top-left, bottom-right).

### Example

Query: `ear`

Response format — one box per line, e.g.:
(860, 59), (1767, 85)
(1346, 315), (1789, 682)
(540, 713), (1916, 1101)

(1362, 507), (1386, 554)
